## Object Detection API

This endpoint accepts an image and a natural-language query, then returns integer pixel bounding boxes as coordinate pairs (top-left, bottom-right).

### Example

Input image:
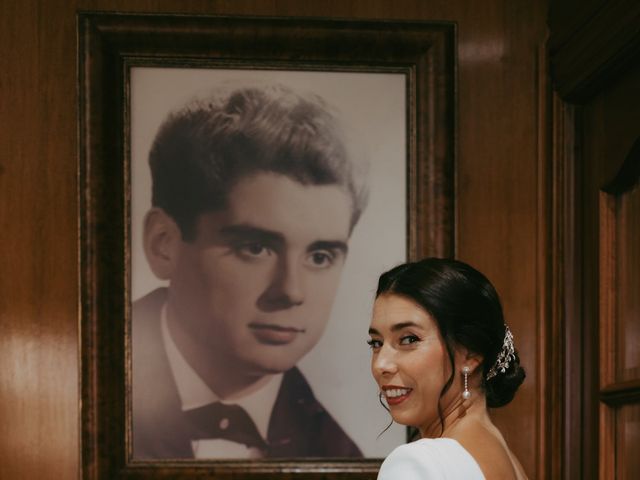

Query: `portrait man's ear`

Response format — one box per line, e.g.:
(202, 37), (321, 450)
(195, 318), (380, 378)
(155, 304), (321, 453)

(143, 208), (182, 280)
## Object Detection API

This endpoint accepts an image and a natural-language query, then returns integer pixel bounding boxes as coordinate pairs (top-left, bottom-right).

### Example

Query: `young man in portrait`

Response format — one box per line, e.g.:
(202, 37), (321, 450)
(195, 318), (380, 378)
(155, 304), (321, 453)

(132, 83), (368, 459)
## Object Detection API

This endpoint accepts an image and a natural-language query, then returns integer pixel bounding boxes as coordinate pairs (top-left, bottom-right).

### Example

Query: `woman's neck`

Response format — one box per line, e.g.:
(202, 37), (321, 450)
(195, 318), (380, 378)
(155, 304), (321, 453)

(419, 392), (492, 439)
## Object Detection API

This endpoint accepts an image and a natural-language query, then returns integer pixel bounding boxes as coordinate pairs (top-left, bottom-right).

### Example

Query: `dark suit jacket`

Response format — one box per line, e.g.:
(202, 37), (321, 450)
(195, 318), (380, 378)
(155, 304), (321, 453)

(132, 288), (362, 459)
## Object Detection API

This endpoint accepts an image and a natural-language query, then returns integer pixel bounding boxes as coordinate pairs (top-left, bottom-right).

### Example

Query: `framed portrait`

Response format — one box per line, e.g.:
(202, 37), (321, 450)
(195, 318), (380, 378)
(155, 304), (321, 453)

(79, 12), (455, 479)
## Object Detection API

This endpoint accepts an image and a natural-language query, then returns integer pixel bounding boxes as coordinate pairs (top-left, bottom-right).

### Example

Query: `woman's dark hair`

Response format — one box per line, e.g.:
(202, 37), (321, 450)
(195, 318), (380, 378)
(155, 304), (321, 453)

(376, 258), (525, 432)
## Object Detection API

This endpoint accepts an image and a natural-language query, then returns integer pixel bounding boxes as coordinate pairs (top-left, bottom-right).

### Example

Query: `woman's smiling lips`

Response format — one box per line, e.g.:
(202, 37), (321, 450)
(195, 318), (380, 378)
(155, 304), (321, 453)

(249, 323), (306, 345)
(382, 385), (413, 405)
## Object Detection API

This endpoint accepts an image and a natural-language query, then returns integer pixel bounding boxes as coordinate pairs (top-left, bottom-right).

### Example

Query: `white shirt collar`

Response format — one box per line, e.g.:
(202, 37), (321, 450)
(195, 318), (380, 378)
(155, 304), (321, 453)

(160, 304), (283, 440)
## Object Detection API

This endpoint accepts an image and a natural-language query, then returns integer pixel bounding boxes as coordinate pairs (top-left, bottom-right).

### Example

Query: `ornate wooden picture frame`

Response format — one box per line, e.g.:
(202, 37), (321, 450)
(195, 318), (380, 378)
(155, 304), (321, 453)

(78, 12), (455, 479)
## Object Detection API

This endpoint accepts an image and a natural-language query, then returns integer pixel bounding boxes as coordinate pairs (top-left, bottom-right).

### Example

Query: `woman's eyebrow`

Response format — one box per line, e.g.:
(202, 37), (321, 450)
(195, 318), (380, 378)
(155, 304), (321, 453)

(390, 321), (421, 332)
(368, 321), (421, 336)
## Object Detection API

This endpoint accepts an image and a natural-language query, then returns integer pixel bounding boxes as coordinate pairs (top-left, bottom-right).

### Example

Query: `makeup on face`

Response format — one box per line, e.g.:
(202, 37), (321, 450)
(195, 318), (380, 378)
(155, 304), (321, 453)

(368, 294), (449, 431)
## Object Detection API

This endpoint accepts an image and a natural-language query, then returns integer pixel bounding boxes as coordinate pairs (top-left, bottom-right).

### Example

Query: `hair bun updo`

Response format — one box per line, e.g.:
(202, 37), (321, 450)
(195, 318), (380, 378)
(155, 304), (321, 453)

(483, 351), (526, 408)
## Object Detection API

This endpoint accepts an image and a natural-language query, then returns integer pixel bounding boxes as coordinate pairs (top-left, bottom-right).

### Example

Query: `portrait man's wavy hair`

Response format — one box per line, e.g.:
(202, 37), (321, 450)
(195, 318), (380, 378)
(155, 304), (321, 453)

(149, 83), (369, 241)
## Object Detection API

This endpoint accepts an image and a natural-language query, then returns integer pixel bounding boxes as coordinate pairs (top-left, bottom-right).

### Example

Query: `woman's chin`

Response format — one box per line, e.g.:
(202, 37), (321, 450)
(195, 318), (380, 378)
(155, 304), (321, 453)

(390, 411), (416, 427)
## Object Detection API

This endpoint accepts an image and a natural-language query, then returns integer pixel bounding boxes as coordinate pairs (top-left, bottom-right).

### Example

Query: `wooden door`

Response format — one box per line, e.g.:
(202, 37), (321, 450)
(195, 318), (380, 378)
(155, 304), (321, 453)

(599, 133), (640, 479)
(550, 1), (640, 477)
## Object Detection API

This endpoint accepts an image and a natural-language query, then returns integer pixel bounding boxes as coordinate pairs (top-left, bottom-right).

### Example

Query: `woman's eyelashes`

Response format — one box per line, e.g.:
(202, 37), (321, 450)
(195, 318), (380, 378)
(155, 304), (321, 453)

(399, 334), (420, 345)
(367, 333), (421, 350)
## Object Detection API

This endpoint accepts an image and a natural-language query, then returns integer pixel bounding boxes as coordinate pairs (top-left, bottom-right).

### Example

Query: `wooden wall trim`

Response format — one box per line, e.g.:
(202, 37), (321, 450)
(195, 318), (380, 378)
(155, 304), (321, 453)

(538, 42), (566, 480)
(547, 93), (565, 480)
(549, 92), (586, 479)
(549, 0), (640, 102)
(600, 379), (640, 406)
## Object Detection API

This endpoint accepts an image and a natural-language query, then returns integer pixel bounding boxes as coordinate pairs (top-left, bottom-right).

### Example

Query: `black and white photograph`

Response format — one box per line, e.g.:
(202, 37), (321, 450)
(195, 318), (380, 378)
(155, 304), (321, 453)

(129, 67), (408, 460)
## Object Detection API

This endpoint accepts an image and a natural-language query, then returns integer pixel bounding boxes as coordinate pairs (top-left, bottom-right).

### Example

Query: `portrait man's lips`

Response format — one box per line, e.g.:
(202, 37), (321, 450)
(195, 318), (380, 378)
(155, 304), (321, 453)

(248, 323), (306, 345)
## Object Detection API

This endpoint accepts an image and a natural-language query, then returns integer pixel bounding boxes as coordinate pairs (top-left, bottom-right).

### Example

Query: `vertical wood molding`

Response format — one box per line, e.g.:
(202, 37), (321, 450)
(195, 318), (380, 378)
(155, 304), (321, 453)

(598, 191), (616, 480)
(549, 91), (581, 479)
(536, 41), (557, 480)
(598, 404), (616, 479)
(599, 192), (616, 388)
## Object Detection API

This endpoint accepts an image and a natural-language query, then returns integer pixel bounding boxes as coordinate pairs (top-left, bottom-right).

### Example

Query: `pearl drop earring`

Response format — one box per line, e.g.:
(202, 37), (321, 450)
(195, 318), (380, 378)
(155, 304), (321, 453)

(462, 366), (471, 400)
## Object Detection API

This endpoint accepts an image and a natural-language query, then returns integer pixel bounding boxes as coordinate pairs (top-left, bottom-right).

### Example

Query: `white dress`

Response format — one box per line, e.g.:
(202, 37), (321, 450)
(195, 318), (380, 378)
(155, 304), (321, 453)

(378, 438), (486, 479)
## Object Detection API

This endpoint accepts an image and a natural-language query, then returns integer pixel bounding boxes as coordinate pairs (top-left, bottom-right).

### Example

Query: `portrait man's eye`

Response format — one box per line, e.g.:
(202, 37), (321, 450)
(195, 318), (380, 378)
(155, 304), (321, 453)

(307, 250), (339, 269)
(235, 241), (274, 260)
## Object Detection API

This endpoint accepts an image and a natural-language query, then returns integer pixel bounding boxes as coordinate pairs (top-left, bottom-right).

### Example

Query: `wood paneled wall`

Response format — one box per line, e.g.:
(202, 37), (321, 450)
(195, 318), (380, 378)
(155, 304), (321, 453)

(0, 1), (549, 478)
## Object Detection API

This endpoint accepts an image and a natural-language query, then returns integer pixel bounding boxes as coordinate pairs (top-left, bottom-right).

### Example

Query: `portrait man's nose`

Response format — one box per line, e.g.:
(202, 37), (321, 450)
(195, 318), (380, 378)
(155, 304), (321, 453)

(258, 257), (306, 311)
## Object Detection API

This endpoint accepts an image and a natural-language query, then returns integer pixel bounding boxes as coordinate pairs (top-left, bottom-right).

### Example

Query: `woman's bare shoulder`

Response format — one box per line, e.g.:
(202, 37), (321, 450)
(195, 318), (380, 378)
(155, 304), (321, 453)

(451, 422), (528, 480)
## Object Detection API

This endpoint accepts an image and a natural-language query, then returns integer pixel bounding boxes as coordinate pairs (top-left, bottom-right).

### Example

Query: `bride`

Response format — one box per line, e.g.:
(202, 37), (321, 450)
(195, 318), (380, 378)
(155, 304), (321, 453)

(368, 258), (528, 479)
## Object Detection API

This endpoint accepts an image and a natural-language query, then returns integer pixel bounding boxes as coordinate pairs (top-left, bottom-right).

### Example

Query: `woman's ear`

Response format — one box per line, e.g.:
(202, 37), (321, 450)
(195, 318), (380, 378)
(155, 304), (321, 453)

(142, 208), (182, 280)
(465, 353), (484, 374)
(456, 347), (484, 374)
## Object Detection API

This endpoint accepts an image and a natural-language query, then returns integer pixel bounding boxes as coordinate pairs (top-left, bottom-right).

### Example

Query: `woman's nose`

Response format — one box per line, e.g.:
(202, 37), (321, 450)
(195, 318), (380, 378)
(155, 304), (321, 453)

(372, 345), (398, 377)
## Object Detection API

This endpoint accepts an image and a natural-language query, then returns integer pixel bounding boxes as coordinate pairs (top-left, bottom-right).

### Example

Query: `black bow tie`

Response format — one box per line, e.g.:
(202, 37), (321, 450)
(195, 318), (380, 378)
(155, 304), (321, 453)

(184, 402), (267, 450)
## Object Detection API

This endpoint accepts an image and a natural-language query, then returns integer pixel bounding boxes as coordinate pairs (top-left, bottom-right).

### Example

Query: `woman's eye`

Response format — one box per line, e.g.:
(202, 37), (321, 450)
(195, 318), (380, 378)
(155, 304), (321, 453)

(399, 335), (420, 345)
(367, 338), (382, 349)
